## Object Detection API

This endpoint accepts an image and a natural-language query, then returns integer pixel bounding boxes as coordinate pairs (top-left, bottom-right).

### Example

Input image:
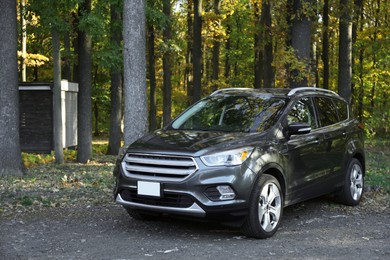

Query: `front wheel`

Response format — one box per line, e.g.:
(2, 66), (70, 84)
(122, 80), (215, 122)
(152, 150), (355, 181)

(242, 174), (283, 239)
(338, 158), (364, 206)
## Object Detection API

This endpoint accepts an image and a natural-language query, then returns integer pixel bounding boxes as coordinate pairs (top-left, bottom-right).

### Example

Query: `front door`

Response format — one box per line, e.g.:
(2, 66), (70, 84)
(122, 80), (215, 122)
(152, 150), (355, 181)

(282, 97), (329, 203)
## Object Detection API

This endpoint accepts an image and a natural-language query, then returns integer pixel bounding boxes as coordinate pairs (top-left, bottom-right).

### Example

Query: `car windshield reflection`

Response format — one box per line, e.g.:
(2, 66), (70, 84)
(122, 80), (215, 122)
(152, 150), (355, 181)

(171, 95), (285, 133)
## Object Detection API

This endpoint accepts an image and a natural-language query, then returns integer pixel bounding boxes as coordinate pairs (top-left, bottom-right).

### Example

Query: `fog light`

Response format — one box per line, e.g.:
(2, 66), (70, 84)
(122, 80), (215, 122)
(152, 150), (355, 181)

(216, 185), (236, 200)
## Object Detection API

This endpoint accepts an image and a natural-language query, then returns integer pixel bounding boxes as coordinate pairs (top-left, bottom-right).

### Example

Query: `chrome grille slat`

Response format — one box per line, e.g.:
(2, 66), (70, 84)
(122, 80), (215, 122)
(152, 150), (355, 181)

(122, 153), (198, 181)
(125, 156), (195, 167)
(124, 165), (194, 175)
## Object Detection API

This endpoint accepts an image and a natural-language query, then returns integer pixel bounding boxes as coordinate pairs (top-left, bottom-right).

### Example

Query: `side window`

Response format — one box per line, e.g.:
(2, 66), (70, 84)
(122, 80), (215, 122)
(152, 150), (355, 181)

(334, 99), (349, 121)
(287, 97), (317, 129)
(315, 97), (339, 127)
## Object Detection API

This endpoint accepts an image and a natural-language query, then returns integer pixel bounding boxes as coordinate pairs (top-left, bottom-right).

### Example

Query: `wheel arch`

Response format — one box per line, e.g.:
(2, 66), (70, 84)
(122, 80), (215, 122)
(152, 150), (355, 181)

(260, 164), (287, 201)
(353, 152), (365, 176)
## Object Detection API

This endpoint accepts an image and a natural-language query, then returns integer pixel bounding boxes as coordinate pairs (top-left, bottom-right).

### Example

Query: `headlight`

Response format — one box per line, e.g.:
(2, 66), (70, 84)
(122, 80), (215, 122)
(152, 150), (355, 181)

(200, 147), (253, 167)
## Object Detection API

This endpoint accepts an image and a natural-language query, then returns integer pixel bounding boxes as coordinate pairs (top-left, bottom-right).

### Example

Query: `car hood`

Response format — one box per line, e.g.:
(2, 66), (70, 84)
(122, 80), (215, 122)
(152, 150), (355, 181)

(127, 129), (264, 157)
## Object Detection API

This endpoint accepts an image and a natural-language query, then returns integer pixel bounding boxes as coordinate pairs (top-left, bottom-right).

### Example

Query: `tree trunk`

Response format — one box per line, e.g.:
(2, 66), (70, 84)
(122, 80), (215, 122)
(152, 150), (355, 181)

(52, 29), (64, 164)
(162, 0), (172, 126)
(72, 12), (79, 83)
(352, 0), (363, 45)
(288, 0), (314, 88)
(351, 0), (363, 109)
(62, 30), (72, 81)
(204, 45), (211, 86)
(224, 22), (231, 82)
(77, 0), (93, 163)
(94, 99), (99, 136)
(357, 47), (364, 121)
(262, 0), (274, 88)
(322, 0), (329, 89)
(370, 0), (380, 110)
(314, 41), (319, 88)
(211, 36), (220, 91)
(254, 0), (274, 89)
(147, 24), (157, 132)
(254, 2), (263, 89)
(193, 0), (202, 102)
(211, 0), (221, 91)
(186, 0), (193, 105)
(108, 1), (123, 155)
(20, 0), (27, 82)
(338, 0), (353, 104)
(0, 0), (24, 176)
(123, 0), (148, 146)
(356, 1), (364, 121)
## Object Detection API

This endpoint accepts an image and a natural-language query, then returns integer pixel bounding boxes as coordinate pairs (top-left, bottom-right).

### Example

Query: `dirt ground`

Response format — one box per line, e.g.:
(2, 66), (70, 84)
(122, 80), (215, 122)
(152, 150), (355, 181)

(0, 192), (389, 260)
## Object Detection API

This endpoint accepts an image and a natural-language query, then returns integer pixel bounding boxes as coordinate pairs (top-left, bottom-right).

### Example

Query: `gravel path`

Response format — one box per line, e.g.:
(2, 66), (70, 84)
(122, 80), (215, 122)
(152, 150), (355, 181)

(1, 195), (389, 260)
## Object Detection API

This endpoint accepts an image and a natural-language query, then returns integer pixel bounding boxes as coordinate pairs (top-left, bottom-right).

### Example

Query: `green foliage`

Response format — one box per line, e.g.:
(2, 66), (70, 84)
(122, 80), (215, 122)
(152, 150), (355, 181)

(64, 149), (77, 161)
(350, 0), (390, 138)
(93, 143), (109, 155)
(22, 153), (55, 168)
(21, 143), (109, 169)
(18, 0), (389, 137)
(146, 0), (168, 29)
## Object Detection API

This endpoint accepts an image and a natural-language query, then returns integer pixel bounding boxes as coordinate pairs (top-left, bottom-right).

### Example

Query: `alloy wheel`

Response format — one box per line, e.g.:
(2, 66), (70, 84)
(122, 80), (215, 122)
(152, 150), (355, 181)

(258, 182), (282, 232)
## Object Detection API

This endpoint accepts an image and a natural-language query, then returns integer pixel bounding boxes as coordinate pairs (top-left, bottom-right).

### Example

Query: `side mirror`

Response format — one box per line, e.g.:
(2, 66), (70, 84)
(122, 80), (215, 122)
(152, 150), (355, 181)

(288, 122), (311, 135)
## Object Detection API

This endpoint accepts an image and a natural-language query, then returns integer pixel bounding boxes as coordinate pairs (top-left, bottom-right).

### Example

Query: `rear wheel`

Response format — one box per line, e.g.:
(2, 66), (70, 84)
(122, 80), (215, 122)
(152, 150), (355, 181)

(242, 174), (283, 239)
(338, 158), (364, 206)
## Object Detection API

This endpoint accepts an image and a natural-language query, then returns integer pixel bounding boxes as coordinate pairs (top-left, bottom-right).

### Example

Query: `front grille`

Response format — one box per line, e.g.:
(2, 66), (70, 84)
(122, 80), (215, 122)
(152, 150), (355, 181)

(120, 189), (194, 208)
(121, 153), (198, 181)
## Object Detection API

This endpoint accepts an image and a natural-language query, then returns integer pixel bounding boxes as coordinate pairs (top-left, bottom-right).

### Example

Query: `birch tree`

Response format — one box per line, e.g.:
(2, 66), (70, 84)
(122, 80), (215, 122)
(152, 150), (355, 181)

(0, 0), (24, 176)
(123, 0), (148, 146)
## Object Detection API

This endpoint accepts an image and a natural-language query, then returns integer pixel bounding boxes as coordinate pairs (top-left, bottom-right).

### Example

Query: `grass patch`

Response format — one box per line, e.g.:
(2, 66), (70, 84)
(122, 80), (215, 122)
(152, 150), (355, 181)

(0, 154), (116, 217)
(365, 139), (390, 193)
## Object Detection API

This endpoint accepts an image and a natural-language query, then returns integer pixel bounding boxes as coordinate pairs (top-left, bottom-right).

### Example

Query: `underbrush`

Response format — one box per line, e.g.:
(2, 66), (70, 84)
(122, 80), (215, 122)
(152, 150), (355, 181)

(22, 143), (109, 168)
(365, 139), (390, 193)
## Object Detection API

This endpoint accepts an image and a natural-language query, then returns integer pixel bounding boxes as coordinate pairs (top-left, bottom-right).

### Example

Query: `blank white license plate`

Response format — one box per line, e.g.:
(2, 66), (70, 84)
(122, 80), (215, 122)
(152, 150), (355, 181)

(137, 181), (161, 197)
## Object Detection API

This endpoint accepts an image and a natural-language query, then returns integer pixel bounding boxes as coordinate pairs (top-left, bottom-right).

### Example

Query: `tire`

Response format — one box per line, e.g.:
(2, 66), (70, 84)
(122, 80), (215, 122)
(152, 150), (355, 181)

(125, 207), (160, 221)
(338, 158), (364, 206)
(242, 174), (283, 239)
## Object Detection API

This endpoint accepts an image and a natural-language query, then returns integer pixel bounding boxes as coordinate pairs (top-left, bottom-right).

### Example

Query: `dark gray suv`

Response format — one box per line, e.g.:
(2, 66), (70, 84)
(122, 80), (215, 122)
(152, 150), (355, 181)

(113, 87), (365, 238)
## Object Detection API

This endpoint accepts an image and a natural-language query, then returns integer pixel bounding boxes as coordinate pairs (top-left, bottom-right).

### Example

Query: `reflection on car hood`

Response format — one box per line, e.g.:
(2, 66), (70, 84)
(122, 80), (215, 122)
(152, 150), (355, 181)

(127, 130), (254, 156)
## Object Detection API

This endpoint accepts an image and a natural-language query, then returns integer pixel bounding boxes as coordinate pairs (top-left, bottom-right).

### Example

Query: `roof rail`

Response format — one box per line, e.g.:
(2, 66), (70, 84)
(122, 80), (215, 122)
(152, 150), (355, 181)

(210, 88), (252, 96)
(287, 87), (338, 97)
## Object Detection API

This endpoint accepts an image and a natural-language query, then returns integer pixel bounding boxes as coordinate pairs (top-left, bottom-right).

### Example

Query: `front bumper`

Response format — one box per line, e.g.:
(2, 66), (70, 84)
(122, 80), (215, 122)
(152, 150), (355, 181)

(114, 157), (257, 220)
(116, 193), (206, 217)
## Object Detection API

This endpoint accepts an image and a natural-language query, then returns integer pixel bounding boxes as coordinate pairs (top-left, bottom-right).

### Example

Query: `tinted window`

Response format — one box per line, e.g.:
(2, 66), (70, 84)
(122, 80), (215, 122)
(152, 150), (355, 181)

(171, 95), (285, 133)
(287, 97), (317, 129)
(315, 97), (339, 127)
(334, 99), (349, 121)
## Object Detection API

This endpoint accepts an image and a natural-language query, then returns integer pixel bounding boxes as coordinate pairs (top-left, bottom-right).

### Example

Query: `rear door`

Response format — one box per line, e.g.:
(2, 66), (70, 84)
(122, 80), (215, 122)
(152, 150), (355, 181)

(313, 96), (348, 186)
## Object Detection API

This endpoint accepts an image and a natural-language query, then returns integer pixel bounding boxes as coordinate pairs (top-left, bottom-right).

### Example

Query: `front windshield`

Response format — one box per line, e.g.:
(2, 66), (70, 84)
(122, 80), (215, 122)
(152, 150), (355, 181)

(171, 95), (285, 133)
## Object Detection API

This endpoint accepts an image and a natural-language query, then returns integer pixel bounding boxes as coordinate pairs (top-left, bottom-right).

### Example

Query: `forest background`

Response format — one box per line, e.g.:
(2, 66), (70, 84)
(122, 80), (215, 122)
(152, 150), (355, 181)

(14, 0), (390, 155)
(0, 0), (389, 219)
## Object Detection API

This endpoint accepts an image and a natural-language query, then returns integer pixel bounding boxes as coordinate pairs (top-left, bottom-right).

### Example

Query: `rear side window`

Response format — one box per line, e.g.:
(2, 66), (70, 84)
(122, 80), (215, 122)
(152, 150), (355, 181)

(333, 99), (349, 121)
(314, 97), (339, 127)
